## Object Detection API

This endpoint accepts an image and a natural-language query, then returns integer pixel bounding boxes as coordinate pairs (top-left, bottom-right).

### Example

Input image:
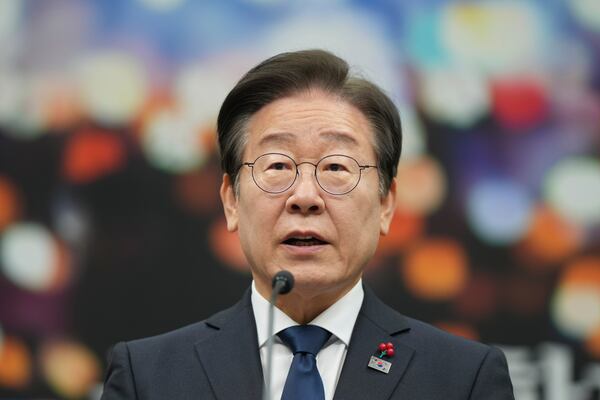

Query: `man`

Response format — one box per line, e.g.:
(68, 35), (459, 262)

(101, 49), (514, 399)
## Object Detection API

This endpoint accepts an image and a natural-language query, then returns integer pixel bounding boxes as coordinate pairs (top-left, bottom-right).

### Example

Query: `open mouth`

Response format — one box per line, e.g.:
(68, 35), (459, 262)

(282, 236), (328, 247)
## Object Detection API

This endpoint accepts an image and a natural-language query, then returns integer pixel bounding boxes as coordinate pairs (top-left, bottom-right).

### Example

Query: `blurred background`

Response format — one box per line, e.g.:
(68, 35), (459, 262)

(0, 0), (599, 398)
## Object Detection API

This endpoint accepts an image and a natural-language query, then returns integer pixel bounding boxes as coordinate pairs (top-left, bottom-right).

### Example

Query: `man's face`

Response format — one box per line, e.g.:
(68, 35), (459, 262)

(221, 90), (397, 300)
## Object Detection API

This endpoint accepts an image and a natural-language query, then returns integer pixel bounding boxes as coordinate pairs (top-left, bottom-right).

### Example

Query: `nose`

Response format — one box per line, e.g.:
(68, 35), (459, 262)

(285, 164), (325, 215)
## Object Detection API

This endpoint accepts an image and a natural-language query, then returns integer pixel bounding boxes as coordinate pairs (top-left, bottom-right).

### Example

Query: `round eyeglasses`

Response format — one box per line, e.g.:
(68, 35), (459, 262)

(240, 153), (378, 195)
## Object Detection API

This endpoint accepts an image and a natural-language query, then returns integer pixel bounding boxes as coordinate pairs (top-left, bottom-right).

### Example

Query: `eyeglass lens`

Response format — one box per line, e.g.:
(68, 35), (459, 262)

(251, 153), (361, 194)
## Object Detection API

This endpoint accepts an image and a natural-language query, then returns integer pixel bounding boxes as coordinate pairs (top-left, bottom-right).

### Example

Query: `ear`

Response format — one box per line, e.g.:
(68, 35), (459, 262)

(379, 177), (397, 235)
(220, 174), (239, 232)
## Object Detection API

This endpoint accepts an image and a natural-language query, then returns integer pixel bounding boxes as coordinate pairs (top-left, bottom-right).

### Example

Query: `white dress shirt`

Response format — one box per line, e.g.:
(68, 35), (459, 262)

(251, 279), (364, 400)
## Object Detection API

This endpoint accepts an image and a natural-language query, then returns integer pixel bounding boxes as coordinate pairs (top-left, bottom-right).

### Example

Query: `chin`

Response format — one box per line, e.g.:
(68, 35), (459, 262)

(288, 270), (348, 294)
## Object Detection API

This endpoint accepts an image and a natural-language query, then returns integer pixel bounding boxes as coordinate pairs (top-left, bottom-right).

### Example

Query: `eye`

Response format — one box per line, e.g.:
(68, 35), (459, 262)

(324, 163), (348, 172)
(267, 161), (292, 170)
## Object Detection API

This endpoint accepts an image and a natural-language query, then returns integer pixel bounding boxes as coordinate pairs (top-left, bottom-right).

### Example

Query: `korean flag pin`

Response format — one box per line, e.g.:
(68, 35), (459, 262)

(368, 342), (395, 374)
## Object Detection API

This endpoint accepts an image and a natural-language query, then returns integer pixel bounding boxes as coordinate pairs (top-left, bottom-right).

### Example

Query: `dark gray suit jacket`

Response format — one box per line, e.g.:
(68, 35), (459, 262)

(101, 285), (514, 399)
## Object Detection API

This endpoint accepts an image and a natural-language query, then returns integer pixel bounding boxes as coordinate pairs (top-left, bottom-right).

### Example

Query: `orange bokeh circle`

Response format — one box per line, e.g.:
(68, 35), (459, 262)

(0, 336), (32, 389)
(376, 211), (424, 257)
(402, 238), (469, 300)
(40, 340), (101, 399)
(516, 205), (583, 268)
(0, 177), (20, 232)
(560, 257), (600, 287)
(585, 327), (600, 359)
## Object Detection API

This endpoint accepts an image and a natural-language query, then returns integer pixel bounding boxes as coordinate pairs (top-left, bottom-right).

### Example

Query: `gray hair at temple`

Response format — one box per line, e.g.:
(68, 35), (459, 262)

(217, 49), (402, 196)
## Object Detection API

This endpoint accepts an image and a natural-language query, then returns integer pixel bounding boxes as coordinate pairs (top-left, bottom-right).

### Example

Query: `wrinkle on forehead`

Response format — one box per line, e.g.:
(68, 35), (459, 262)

(257, 130), (359, 148)
(246, 91), (376, 159)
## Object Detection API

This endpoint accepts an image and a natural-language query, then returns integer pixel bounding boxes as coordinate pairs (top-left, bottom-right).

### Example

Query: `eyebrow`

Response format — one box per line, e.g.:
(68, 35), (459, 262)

(257, 131), (360, 147)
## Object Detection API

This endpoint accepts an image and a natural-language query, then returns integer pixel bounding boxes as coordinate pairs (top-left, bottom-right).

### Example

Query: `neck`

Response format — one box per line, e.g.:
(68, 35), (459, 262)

(255, 277), (360, 324)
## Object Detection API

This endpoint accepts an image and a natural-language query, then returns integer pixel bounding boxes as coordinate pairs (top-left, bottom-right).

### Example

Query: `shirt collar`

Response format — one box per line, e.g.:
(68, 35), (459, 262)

(251, 279), (364, 348)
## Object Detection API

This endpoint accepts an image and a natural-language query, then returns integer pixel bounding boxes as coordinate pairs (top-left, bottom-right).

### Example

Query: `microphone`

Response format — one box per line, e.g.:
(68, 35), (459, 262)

(271, 270), (294, 295)
(263, 270), (295, 400)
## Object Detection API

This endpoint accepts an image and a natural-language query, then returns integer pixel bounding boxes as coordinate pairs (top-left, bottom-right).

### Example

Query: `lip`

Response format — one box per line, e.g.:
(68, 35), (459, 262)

(280, 230), (330, 256)
(281, 242), (327, 256)
(282, 230), (329, 243)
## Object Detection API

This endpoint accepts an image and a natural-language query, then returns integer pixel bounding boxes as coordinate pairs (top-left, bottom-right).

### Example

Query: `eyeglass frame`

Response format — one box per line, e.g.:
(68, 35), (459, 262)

(239, 152), (378, 195)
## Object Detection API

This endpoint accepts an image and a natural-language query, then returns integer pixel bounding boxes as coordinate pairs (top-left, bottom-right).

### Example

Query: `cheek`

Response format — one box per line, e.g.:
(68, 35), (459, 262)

(237, 206), (267, 269)
(239, 202), (265, 240)
(237, 194), (281, 251)
(235, 191), (258, 241)
(337, 199), (381, 249)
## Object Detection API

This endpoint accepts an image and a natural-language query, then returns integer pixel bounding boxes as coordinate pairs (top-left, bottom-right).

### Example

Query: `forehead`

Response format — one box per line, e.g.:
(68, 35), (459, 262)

(244, 90), (376, 159)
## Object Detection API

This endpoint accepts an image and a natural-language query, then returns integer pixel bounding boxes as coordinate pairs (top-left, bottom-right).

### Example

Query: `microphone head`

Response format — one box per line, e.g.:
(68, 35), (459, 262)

(272, 270), (294, 295)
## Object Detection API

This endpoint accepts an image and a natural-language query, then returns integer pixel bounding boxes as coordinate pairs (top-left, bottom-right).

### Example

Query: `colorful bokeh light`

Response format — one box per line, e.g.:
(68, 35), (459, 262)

(376, 211), (424, 257)
(77, 51), (148, 125)
(0, 70), (44, 139)
(141, 108), (208, 173)
(568, 0), (600, 32)
(405, 7), (446, 68)
(33, 74), (82, 130)
(402, 238), (469, 301)
(175, 61), (241, 131)
(0, 70), (23, 128)
(585, 328), (600, 359)
(395, 156), (446, 215)
(544, 157), (600, 226)
(0, 336), (31, 389)
(0, 223), (61, 292)
(0, 0), (22, 39)
(0, 176), (20, 232)
(560, 257), (600, 288)
(418, 66), (489, 128)
(441, 2), (544, 74)
(62, 129), (127, 184)
(263, 10), (406, 103)
(53, 193), (91, 249)
(516, 205), (583, 268)
(397, 107), (426, 162)
(553, 285), (600, 340)
(40, 340), (101, 399)
(466, 179), (533, 245)
(552, 257), (600, 340)
(491, 77), (548, 131)
(136, 0), (186, 12)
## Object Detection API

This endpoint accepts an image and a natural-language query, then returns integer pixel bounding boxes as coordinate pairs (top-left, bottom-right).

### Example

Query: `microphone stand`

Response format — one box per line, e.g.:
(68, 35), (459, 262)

(263, 271), (294, 400)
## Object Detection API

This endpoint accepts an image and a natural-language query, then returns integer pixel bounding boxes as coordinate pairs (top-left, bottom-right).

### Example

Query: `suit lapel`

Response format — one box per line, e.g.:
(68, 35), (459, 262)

(194, 289), (264, 400)
(193, 285), (413, 400)
(333, 285), (414, 400)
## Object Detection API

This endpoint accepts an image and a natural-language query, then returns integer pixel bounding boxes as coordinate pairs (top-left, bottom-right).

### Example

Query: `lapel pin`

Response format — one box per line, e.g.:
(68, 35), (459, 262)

(368, 342), (394, 374)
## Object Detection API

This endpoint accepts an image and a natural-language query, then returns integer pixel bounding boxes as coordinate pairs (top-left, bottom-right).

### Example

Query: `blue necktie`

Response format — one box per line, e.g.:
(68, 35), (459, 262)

(278, 325), (332, 400)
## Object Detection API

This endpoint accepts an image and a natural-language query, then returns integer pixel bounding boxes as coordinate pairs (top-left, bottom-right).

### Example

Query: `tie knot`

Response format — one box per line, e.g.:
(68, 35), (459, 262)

(278, 325), (331, 356)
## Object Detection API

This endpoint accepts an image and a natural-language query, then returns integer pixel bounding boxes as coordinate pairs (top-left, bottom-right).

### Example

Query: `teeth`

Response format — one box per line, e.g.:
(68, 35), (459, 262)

(284, 235), (326, 245)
